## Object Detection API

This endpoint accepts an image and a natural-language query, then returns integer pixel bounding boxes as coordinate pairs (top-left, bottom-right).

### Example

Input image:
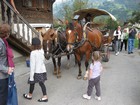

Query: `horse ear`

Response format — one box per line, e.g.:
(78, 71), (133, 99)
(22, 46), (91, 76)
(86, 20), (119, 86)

(50, 33), (57, 41)
(65, 20), (69, 25)
(50, 33), (54, 39)
(41, 32), (44, 38)
(41, 32), (45, 38)
(50, 24), (54, 29)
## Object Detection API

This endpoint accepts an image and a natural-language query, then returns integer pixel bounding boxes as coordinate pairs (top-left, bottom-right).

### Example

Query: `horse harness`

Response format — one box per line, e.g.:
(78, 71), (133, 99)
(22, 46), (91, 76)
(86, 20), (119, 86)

(71, 26), (101, 51)
(44, 30), (68, 58)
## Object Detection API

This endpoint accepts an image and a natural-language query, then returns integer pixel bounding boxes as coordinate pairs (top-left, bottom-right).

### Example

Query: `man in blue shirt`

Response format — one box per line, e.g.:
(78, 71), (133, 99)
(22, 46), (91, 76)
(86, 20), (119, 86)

(128, 26), (137, 54)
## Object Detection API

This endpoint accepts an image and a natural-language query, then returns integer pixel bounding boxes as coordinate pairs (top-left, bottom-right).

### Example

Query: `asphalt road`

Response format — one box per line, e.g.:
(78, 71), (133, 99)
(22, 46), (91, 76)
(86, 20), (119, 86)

(14, 49), (140, 105)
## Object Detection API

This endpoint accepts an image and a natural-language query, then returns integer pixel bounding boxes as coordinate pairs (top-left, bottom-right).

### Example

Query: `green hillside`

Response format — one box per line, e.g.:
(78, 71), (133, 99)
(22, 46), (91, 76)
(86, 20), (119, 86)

(54, 0), (140, 22)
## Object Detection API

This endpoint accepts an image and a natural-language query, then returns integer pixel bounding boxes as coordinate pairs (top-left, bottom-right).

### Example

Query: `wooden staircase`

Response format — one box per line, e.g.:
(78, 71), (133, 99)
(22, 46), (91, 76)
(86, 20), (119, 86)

(0, 0), (40, 56)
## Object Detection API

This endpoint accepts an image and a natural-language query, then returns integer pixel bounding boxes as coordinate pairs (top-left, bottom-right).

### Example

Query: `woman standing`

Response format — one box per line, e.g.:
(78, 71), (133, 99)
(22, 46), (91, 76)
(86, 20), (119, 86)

(0, 24), (14, 105)
(120, 29), (128, 51)
(1, 0), (19, 24)
(113, 26), (122, 55)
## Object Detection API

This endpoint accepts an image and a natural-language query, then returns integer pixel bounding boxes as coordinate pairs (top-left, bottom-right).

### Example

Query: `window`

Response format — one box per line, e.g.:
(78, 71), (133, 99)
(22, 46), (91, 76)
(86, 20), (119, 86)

(22, 0), (52, 12)
(23, 0), (32, 7)
(38, 0), (44, 8)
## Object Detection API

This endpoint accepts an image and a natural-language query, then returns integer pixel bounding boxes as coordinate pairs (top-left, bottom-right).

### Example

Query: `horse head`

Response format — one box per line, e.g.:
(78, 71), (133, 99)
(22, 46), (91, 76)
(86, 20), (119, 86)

(65, 21), (82, 53)
(42, 28), (58, 60)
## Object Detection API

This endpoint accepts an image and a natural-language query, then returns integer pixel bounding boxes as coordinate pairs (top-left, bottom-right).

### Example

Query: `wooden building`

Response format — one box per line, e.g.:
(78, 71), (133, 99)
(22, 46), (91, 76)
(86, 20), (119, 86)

(0, 0), (56, 55)
(14, 0), (55, 23)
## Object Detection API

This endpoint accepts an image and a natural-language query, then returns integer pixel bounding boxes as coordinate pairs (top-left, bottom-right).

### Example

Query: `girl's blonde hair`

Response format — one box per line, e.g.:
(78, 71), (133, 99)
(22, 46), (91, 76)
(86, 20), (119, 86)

(92, 51), (101, 61)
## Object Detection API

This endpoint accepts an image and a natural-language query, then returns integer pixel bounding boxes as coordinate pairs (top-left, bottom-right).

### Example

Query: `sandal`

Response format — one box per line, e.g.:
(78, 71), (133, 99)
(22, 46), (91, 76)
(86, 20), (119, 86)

(38, 97), (48, 102)
(23, 93), (32, 100)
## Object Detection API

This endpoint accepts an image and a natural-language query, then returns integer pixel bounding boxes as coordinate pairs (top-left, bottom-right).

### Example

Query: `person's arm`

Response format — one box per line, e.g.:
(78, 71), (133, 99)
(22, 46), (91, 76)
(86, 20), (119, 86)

(30, 52), (35, 81)
(113, 30), (117, 36)
(100, 64), (103, 73)
(0, 44), (13, 74)
(88, 69), (92, 80)
(88, 63), (93, 80)
(0, 43), (8, 72)
(138, 33), (140, 39)
(10, 0), (19, 13)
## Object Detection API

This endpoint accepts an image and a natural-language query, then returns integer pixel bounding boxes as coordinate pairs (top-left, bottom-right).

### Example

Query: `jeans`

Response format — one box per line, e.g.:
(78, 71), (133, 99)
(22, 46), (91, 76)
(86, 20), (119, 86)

(128, 38), (135, 53)
(114, 40), (121, 53)
(0, 78), (8, 105)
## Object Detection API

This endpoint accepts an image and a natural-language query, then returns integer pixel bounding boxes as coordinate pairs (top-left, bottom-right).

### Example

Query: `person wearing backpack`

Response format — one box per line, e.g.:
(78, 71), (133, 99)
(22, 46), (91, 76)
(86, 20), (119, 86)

(113, 26), (122, 55)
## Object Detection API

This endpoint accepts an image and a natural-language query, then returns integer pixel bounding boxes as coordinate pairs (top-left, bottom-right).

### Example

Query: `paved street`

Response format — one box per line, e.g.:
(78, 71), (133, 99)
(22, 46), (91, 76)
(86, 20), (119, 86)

(14, 49), (140, 105)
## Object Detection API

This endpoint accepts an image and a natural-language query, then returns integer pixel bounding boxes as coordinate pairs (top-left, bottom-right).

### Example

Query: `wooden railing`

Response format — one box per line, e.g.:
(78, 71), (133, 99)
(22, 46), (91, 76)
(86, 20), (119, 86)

(0, 0), (39, 46)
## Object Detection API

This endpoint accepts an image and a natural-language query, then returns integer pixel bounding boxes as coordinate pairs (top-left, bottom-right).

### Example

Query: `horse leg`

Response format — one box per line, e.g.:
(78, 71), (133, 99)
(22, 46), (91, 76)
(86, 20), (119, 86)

(66, 55), (70, 69)
(52, 58), (57, 75)
(57, 57), (61, 78)
(76, 54), (82, 79)
(83, 52), (90, 80)
(74, 54), (77, 67)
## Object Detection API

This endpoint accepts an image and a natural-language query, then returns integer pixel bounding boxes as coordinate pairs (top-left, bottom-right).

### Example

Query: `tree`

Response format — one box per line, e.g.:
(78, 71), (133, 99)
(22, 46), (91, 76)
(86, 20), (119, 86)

(129, 3), (140, 23)
(105, 18), (118, 30)
(62, 0), (89, 21)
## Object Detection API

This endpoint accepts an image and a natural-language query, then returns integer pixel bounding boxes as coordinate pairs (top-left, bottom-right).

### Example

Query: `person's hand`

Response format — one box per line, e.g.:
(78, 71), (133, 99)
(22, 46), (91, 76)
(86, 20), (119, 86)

(29, 78), (34, 82)
(7, 67), (14, 74)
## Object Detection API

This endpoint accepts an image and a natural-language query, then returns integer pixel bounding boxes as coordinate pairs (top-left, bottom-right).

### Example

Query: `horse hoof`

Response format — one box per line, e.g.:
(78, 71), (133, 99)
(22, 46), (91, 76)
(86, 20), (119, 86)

(77, 76), (82, 79)
(57, 75), (61, 78)
(53, 71), (57, 75)
(83, 77), (88, 80)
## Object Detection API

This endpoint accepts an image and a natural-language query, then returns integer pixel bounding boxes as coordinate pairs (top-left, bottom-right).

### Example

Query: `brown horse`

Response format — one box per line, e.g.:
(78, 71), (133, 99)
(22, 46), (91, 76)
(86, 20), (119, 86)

(65, 21), (103, 79)
(42, 27), (70, 78)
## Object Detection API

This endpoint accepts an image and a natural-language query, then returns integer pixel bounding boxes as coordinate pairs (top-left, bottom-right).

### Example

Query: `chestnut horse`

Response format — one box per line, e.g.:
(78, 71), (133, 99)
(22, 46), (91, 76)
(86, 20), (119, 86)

(65, 21), (103, 79)
(42, 27), (70, 78)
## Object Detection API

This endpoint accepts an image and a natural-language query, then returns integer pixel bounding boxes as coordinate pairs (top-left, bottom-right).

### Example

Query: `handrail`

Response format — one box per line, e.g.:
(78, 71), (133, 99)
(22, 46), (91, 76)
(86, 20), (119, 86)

(2, 0), (39, 37)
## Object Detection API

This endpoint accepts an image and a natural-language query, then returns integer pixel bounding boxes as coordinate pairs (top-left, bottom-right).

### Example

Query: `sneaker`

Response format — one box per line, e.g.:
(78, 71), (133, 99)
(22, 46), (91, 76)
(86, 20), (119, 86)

(95, 96), (101, 101)
(115, 52), (119, 56)
(82, 94), (91, 100)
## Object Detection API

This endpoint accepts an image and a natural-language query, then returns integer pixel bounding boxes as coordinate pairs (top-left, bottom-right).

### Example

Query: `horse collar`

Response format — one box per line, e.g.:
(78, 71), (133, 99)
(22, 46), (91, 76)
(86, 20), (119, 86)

(83, 30), (88, 40)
